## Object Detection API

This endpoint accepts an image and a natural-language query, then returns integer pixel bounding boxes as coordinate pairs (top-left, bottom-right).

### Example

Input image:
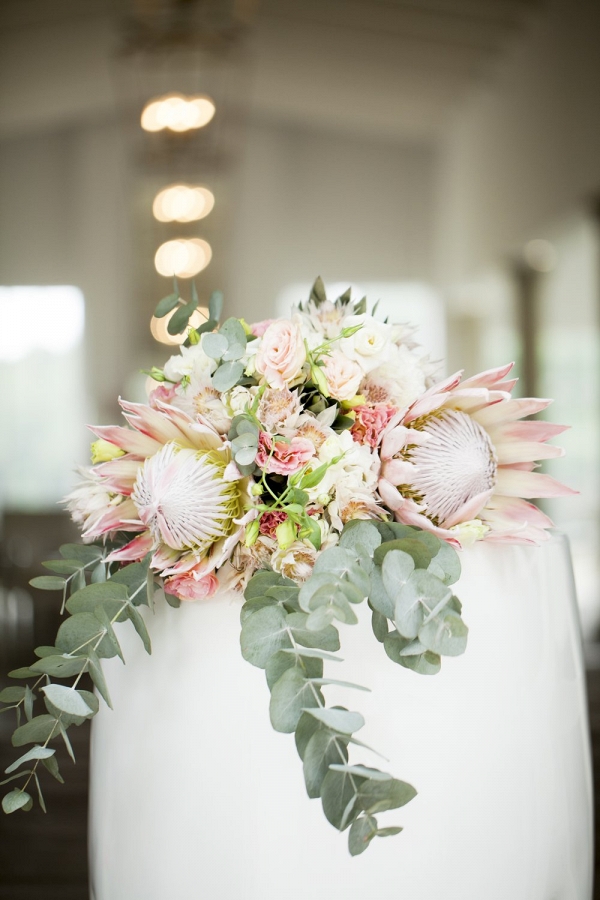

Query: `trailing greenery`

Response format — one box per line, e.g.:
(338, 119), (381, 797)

(240, 519), (467, 855)
(0, 543), (156, 816)
(0, 519), (467, 857)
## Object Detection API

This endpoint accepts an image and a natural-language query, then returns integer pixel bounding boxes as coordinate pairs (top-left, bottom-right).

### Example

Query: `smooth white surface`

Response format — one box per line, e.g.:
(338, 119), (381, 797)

(89, 535), (593, 900)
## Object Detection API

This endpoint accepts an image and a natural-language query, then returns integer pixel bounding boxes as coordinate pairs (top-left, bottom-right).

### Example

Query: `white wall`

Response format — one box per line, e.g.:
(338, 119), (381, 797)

(226, 121), (438, 321)
(435, 0), (600, 285)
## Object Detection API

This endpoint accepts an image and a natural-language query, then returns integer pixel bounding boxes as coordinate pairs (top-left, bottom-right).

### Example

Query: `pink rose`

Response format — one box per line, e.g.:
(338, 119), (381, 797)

(164, 570), (219, 602)
(251, 318), (276, 337)
(322, 350), (363, 401)
(351, 405), (396, 448)
(256, 432), (315, 475)
(254, 320), (306, 389)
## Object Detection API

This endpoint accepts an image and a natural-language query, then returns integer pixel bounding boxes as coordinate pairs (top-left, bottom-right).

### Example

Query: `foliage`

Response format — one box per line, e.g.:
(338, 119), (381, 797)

(0, 542), (157, 816)
(240, 518), (467, 855)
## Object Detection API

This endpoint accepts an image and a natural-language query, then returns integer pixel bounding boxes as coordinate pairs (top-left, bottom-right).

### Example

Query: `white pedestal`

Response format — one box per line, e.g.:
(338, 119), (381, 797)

(89, 534), (593, 900)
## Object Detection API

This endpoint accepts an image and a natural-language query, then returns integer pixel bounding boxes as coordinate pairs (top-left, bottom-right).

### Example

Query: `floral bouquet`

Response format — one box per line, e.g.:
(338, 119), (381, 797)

(0, 278), (572, 856)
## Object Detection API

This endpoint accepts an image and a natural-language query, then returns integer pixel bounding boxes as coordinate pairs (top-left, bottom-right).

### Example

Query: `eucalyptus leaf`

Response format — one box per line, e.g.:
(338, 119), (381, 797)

(371, 609), (389, 643)
(29, 576), (66, 591)
(269, 668), (321, 733)
(154, 292), (180, 318)
(357, 777), (417, 814)
(59, 544), (104, 564)
(381, 549), (415, 599)
(212, 361), (244, 392)
(286, 612), (340, 652)
(0, 687), (26, 704)
(304, 707), (364, 735)
(374, 538), (433, 570)
(2, 789), (32, 814)
(12, 715), (60, 747)
(56, 612), (114, 660)
(87, 650), (112, 708)
(41, 684), (94, 718)
(66, 581), (129, 616)
(368, 565), (395, 619)
(240, 605), (291, 668)
(265, 651), (323, 691)
(395, 569), (450, 640)
(5, 745), (55, 775)
(30, 655), (87, 678)
(41, 559), (81, 575)
(208, 290), (223, 322)
(321, 768), (365, 831)
(303, 729), (348, 798)
(418, 609), (468, 657)
(203, 332), (228, 359)
(42, 754), (64, 783)
(348, 814), (377, 856)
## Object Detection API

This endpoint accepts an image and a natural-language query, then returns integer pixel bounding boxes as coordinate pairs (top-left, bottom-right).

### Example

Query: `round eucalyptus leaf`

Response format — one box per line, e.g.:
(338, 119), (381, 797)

(41, 684), (94, 718)
(2, 789), (33, 814)
(304, 707), (364, 735)
(269, 668), (321, 733)
(212, 361), (245, 392)
(303, 728), (348, 799)
(240, 605), (291, 668)
(348, 815), (377, 856)
(418, 609), (468, 657)
(202, 332), (228, 359)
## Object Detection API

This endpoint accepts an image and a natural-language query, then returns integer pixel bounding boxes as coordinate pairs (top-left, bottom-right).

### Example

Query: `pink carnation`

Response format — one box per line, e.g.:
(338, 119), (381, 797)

(164, 570), (219, 602)
(351, 405), (396, 448)
(259, 510), (289, 538)
(256, 432), (315, 476)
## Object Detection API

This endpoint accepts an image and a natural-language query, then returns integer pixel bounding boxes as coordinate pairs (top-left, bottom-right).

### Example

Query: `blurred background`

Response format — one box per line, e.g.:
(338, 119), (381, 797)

(0, 0), (599, 896)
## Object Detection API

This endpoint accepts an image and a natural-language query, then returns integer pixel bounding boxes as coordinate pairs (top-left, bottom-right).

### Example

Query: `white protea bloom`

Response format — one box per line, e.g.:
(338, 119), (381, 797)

(132, 443), (241, 553)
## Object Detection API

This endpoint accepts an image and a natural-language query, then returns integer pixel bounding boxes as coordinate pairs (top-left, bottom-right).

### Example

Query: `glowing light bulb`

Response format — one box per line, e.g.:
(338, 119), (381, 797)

(154, 238), (212, 278)
(141, 94), (216, 133)
(152, 185), (215, 223)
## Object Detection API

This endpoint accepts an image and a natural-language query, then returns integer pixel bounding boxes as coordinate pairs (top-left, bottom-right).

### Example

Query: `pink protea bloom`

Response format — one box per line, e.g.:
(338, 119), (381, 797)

(164, 570), (219, 602)
(351, 404), (397, 448)
(378, 363), (575, 547)
(76, 399), (250, 577)
(255, 432), (315, 476)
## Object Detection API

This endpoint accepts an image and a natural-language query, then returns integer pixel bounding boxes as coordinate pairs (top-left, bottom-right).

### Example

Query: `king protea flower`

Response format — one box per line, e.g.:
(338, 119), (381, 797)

(378, 363), (575, 547)
(76, 399), (251, 578)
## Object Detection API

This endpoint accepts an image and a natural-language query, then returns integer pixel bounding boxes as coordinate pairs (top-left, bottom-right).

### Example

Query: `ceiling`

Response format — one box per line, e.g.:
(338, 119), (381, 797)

(0, 0), (548, 141)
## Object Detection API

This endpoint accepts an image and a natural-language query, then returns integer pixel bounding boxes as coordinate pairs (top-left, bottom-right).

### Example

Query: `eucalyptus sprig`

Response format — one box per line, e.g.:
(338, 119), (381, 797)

(240, 518), (467, 855)
(0, 545), (157, 815)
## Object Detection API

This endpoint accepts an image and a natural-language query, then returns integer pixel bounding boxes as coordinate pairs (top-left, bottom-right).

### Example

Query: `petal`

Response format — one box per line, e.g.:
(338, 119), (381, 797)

(483, 495), (554, 529)
(377, 478), (406, 512)
(472, 398), (552, 428)
(488, 421), (569, 443)
(381, 458), (417, 485)
(95, 457), (141, 494)
(90, 424), (161, 458)
(440, 488), (494, 529)
(82, 499), (144, 538)
(106, 532), (154, 563)
(459, 362), (514, 390)
(120, 398), (188, 445)
(495, 441), (565, 465)
(495, 468), (578, 499)
(380, 425), (413, 460)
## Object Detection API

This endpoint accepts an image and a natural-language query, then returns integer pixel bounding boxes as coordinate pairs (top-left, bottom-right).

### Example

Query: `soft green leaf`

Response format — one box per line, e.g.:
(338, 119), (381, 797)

(2, 789), (32, 814)
(310, 678), (370, 692)
(381, 549), (415, 599)
(29, 576), (66, 591)
(377, 825), (403, 837)
(384, 632), (441, 675)
(5, 745), (55, 774)
(154, 292), (180, 318)
(428, 541), (462, 585)
(12, 715), (60, 747)
(34, 646), (59, 658)
(219, 317), (247, 348)
(394, 569), (450, 640)
(418, 609), (468, 657)
(31, 655), (87, 678)
(203, 332), (228, 359)
(8, 667), (38, 679)
(208, 290), (223, 322)
(348, 814), (377, 855)
(265, 651), (322, 691)
(42, 559), (81, 575)
(244, 570), (292, 600)
(269, 668), (321, 733)
(240, 605), (291, 668)
(310, 276), (327, 305)
(357, 777), (417, 814)
(286, 612), (340, 652)
(295, 711), (323, 760)
(304, 707), (364, 735)
(42, 754), (64, 783)
(368, 565), (394, 619)
(59, 543), (103, 564)
(127, 604), (152, 654)
(280, 647), (342, 663)
(24, 685), (34, 722)
(87, 650), (112, 708)
(330, 764), (391, 780)
(66, 581), (129, 617)
(0, 687), (26, 704)
(41, 684), (93, 718)
(321, 768), (365, 831)
(339, 521), (381, 559)
(371, 609), (389, 643)
(60, 724), (76, 763)
(56, 612), (114, 659)
(212, 361), (245, 392)
(303, 729), (348, 798)
(33, 772), (46, 813)
(374, 538), (433, 570)
(110, 557), (151, 604)
(168, 299), (197, 335)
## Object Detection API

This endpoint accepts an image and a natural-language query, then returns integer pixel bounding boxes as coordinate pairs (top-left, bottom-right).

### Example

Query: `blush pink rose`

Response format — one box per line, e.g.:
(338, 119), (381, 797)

(251, 318), (276, 337)
(164, 570), (219, 602)
(351, 405), (396, 448)
(256, 432), (315, 475)
(322, 350), (363, 401)
(254, 320), (306, 389)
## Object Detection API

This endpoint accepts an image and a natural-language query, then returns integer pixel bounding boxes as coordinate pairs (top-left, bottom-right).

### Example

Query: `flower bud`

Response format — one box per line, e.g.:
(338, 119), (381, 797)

(91, 439), (126, 465)
(244, 519), (260, 547)
(250, 483), (263, 496)
(275, 517), (297, 550)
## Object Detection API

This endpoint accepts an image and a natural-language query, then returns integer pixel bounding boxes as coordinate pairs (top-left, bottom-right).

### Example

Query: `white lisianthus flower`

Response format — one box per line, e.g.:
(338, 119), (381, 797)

(361, 344), (427, 409)
(339, 315), (394, 374)
(163, 341), (216, 383)
(271, 539), (318, 582)
(327, 485), (386, 532)
(305, 429), (379, 502)
(172, 372), (231, 434)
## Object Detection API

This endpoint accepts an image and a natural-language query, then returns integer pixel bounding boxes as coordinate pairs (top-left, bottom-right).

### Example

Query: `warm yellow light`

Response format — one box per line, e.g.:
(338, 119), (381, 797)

(141, 94), (216, 133)
(154, 238), (212, 278)
(152, 185), (215, 223)
(150, 305), (210, 345)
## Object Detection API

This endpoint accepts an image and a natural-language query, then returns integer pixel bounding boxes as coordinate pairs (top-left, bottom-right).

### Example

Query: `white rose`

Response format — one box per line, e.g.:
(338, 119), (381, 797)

(365, 344), (427, 409)
(339, 315), (394, 374)
(225, 385), (257, 417)
(322, 350), (363, 401)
